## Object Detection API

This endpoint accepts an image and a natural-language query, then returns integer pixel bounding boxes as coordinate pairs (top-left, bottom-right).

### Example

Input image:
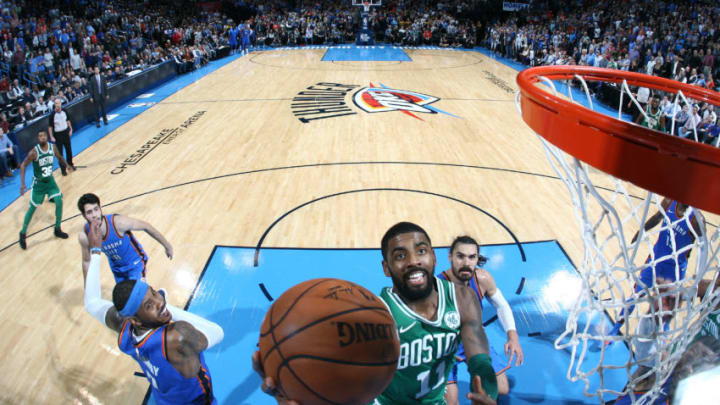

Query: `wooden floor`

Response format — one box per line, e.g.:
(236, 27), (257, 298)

(0, 48), (715, 404)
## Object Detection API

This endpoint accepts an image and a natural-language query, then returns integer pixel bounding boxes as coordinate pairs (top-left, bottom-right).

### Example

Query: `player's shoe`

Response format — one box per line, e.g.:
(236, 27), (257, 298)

(54, 227), (69, 239)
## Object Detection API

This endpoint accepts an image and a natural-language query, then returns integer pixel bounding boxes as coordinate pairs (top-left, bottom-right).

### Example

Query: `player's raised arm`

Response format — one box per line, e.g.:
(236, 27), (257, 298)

(480, 272), (523, 366)
(83, 222), (124, 332)
(456, 283), (498, 402)
(78, 231), (91, 283)
(115, 215), (174, 259)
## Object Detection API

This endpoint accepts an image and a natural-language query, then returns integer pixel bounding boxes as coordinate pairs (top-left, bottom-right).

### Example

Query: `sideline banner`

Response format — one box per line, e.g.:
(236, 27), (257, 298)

(503, 2), (530, 11)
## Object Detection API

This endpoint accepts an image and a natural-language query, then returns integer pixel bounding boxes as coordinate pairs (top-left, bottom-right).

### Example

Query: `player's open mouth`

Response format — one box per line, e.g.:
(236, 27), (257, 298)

(406, 270), (427, 287)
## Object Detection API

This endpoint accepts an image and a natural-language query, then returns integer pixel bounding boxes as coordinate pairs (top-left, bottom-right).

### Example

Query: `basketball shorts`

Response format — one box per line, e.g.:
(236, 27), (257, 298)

(30, 178), (62, 207)
(111, 258), (147, 283)
(638, 261), (687, 290)
(448, 346), (509, 384)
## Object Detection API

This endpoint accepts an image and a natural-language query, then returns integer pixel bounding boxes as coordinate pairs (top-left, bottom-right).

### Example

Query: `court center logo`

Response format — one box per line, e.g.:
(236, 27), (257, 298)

(353, 84), (459, 120)
(292, 82), (459, 123)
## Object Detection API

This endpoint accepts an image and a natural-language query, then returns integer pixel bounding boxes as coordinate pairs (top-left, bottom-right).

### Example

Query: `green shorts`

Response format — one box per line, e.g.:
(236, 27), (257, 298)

(30, 178), (62, 207)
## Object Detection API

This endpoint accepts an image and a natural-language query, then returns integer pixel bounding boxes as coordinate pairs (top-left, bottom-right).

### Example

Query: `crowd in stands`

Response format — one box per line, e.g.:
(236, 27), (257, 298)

(2, 0), (720, 184)
(230, 0), (479, 48)
(486, 0), (720, 144)
(0, 0), (232, 183)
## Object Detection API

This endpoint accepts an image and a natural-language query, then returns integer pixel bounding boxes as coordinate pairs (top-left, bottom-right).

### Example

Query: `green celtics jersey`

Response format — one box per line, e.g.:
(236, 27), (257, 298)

(642, 105), (663, 131)
(373, 277), (461, 405)
(693, 308), (720, 343)
(33, 144), (55, 180)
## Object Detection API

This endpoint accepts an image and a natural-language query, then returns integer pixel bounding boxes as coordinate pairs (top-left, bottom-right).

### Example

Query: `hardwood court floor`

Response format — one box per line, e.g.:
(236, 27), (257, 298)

(0, 48), (714, 404)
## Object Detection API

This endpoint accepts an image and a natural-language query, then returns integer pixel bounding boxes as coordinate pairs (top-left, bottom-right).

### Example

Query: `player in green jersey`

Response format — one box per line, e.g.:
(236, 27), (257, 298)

(694, 276), (720, 343)
(18, 130), (74, 249)
(252, 222), (498, 405)
(636, 96), (665, 131)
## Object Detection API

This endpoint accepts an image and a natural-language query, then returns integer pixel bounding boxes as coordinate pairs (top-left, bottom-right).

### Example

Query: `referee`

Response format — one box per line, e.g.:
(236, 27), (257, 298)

(48, 98), (74, 175)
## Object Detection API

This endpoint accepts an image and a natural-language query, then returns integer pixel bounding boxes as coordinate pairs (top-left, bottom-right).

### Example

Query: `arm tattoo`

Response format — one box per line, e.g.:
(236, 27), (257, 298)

(173, 321), (209, 355)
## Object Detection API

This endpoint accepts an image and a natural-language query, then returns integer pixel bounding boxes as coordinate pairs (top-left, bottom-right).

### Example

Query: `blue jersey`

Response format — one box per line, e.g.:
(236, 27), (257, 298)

(241, 27), (251, 42)
(228, 28), (237, 44)
(644, 201), (696, 282)
(85, 214), (148, 283)
(118, 321), (215, 405)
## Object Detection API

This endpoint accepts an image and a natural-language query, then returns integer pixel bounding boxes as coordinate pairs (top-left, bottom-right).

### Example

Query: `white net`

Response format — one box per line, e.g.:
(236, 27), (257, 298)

(516, 74), (720, 404)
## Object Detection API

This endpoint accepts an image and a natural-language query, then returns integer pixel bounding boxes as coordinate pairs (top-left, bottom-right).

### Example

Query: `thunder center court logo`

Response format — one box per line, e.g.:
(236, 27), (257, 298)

(353, 83), (460, 121)
(291, 82), (460, 123)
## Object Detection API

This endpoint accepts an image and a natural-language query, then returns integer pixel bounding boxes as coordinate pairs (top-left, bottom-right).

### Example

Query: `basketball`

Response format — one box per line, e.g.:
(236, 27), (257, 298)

(258, 278), (400, 405)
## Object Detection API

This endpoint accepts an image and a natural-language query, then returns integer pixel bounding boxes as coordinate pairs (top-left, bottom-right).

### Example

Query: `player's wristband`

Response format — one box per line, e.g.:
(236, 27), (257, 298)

(91, 247), (102, 254)
(468, 353), (498, 400)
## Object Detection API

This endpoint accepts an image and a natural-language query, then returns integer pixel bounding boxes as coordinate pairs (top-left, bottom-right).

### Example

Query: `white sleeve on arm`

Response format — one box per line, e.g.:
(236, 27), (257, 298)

(632, 315), (658, 367)
(166, 304), (224, 349)
(487, 288), (517, 332)
(84, 254), (114, 326)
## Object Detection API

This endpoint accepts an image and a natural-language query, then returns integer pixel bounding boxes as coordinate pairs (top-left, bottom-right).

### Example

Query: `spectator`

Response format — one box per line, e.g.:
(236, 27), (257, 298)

(43, 47), (54, 71)
(0, 113), (10, 134)
(55, 91), (68, 105)
(696, 115), (716, 144)
(46, 95), (56, 111)
(703, 121), (720, 146)
(24, 102), (37, 119)
(35, 96), (48, 116)
(8, 79), (22, 101)
(13, 106), (30, 129)
(0, 126), (20, 176)
(661, 97), (681, 133)
(88, 65), (109, 127)
(700, 103), (717, 124)
(32, 84), (44, 101)
(21, 87), (35, 105)
(12, 43), (25, 81)
(70, 47), (84, 73)
(679, 104), (703, 140)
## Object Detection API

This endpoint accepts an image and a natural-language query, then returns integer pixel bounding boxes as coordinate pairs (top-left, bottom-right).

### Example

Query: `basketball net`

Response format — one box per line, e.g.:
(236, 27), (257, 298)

(516, 72), (720, 404)
(362, 1), (371, 13)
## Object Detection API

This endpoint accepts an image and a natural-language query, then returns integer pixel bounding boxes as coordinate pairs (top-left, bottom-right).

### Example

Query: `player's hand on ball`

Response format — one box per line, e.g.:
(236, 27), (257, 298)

(468, 376), (497, 405)
(252, 351), (300, 405)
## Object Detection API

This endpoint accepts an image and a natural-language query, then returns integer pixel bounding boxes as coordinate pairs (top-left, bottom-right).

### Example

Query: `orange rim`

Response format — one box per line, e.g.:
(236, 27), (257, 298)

(516, 65), (720, 215)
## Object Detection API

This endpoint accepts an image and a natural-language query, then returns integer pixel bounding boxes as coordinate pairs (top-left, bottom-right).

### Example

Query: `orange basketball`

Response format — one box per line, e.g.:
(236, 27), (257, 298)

(258, 278), (400, 405)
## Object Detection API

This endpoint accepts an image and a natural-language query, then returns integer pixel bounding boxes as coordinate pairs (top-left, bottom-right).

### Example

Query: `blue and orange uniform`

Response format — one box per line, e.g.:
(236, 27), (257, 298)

(85, 214), (148, 283)
(240, 24), (251, 52)
(228, 26), (238, 52)
(639, 201), (696, 288)
(610, 201), (697, 337)
(118, 320), (215, 405)
(437, 270), (509, 383)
